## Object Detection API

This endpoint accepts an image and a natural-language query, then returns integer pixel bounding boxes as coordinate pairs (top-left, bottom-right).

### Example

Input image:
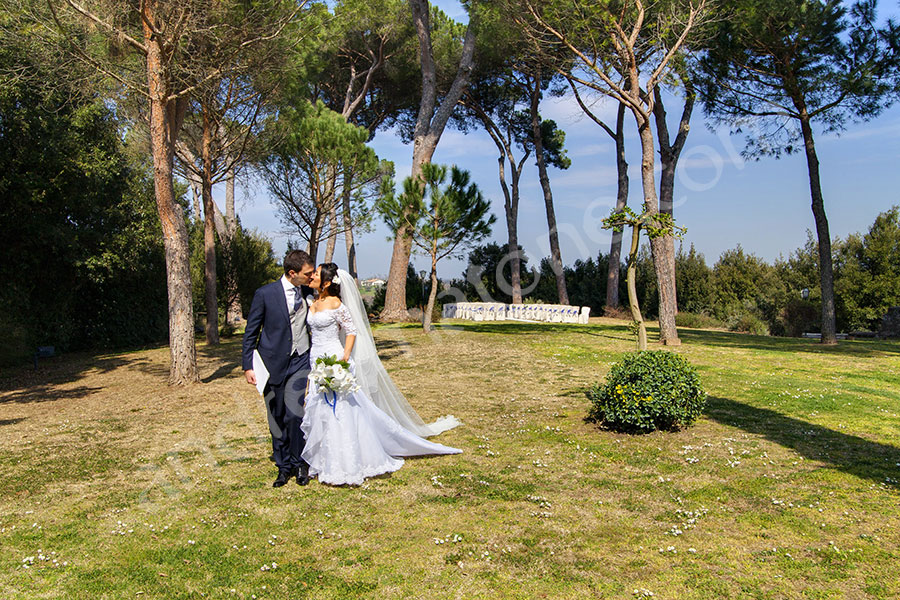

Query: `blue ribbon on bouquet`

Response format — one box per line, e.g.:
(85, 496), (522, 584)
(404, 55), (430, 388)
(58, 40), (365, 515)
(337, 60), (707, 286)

(323, 390), (338, 415)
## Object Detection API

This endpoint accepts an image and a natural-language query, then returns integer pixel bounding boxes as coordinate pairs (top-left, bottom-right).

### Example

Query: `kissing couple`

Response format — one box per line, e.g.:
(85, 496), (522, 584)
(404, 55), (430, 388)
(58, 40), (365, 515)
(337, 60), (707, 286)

(241, 250), (460, 487)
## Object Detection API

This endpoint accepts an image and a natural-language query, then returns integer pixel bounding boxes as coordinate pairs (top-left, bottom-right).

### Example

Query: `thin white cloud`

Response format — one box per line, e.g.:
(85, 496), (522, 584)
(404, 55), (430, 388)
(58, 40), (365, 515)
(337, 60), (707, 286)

(821, 119), (900, 142)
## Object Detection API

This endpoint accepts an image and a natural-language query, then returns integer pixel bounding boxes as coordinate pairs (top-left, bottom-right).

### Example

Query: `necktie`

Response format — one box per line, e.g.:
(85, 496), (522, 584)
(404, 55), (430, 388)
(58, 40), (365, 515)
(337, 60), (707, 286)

(293, 287), (303, 313)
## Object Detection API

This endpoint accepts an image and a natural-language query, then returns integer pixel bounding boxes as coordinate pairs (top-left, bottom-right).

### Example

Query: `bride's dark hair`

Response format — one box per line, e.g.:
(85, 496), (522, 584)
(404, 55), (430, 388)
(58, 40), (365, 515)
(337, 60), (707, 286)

(319, 262), (342, 299)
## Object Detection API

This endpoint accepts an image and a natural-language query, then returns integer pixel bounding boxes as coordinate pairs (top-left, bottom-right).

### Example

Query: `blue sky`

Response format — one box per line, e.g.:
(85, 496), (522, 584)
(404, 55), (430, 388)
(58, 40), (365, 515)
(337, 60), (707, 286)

(237, 0), (900, 280)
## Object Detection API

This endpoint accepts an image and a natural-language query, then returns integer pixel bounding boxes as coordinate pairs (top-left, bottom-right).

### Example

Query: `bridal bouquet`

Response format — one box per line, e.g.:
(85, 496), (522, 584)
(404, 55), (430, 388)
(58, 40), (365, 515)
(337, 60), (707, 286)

(310, 356), (360, 398)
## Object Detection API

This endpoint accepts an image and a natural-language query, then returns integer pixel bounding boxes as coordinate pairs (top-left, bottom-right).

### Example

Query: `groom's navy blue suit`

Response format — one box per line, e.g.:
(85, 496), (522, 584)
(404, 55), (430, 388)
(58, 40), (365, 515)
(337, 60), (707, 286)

(242, 279), (315, 473)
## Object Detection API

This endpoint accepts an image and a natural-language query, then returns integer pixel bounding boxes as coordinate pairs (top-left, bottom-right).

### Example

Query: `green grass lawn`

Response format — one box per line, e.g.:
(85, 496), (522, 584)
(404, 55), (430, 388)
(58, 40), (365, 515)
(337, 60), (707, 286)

(0, 318), (898, 599)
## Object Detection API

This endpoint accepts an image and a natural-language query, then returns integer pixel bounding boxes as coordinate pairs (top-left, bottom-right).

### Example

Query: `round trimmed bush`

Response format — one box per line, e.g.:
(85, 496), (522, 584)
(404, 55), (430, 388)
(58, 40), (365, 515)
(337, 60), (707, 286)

(586, 351), (707, 433)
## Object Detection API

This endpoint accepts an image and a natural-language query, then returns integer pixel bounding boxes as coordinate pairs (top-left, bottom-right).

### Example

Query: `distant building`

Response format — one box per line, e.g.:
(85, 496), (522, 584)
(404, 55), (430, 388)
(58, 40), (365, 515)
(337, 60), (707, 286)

(361, 278), (386, 288)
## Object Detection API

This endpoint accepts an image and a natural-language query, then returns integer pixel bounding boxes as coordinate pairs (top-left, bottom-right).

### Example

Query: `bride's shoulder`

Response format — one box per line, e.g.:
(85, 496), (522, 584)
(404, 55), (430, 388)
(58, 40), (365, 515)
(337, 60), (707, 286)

(322, 296), (342, 310)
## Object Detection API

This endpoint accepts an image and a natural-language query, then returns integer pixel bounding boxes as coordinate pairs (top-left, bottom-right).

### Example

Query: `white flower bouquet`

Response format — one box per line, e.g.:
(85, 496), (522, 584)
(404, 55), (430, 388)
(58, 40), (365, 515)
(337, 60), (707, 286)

(310, 356), (360, 403)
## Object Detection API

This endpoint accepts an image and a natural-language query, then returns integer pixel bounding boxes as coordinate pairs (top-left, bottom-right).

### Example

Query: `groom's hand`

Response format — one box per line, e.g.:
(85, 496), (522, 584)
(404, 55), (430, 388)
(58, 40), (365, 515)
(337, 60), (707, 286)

(244, 369), (257, 385)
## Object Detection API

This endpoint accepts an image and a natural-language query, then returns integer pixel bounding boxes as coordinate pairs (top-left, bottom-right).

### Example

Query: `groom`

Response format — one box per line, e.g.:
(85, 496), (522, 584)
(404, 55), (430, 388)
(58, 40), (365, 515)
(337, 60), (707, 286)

(242, 250), (316, 487)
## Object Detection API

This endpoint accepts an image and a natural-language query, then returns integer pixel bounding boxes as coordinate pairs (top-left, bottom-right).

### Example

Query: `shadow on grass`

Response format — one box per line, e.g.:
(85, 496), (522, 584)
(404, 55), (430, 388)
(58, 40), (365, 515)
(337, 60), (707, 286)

(198, 339), (244, 383)
(434, 321), (642, 343)
(438, 320), (900, 358)
(0, 352), (150, 405)
(705, 395), (900, 489)
(679, 329), (900, 357)
(0, 385), (104, 404)
(0, 417), (25, 426)
(202, 362), (239, 383)
(191, 336), (413, 382)
(374, 339), (410, 362)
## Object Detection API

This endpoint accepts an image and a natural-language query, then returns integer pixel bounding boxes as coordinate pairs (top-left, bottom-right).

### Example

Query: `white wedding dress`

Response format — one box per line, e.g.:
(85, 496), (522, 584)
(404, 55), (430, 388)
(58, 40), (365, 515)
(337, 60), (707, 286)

(300, 303), (461, 486)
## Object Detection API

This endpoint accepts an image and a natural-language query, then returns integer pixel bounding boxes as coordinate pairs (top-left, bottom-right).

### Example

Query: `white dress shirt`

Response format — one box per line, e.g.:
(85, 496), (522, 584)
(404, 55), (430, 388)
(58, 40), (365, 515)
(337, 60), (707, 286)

(280, 275), (304, 314)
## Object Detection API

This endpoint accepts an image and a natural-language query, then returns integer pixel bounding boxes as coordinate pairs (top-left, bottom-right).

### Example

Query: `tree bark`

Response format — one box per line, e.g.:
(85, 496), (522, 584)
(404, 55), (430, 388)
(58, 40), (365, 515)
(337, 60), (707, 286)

(653, 82), (694, 320)
(201, 106), (219, 345)
(798, 112), (837, 344)
(144, 0), (199, 384)
(225, 165), (236, 237)
(324, 203), (338, 263)
(634, 110), (680, 345)
(530, 74), (569, 305)
(471, 99), (528, 305)
(606, 101), (629, 313)
(423, 238), (438, 332)
(342, 170), (358, 278)
(504, 158), (524, 304)
(190, 179), (202, 223)
(382, 0), (477, 321)
(307, 210), (322, 264)
(223, 164), (242, 324)
(322, 164), (338, 263)
(626, 223), (647, 351)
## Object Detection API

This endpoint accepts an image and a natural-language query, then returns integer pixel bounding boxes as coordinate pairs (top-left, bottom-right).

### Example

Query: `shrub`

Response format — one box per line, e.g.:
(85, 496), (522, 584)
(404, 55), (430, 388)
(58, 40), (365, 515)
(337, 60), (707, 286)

(775, 299), (820, 337)
(603, 305), (632, 320)
(675, 312), (727, 330)
(728, 312), (770, 336)
(586, 351), (707, 433)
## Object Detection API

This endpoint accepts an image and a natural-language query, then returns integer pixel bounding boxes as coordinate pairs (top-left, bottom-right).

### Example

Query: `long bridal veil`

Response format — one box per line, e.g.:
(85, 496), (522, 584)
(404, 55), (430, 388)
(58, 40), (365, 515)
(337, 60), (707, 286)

(337, 269), (460, 437)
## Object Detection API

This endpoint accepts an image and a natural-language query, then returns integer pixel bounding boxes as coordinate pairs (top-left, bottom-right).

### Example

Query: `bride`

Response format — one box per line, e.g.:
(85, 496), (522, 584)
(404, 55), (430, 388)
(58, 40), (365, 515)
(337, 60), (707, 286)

(300, 263), (461, 486)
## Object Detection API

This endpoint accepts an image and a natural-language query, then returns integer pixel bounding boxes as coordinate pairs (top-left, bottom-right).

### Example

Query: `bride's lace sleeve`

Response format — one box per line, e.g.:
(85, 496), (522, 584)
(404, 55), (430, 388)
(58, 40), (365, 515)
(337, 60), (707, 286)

(335, 304), (358, 336)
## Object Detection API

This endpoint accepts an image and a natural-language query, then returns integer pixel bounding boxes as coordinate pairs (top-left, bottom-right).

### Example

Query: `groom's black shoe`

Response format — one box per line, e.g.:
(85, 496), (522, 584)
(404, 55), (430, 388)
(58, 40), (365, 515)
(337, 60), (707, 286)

(273, 469), (293, 488)
(296, 464), (310, 486)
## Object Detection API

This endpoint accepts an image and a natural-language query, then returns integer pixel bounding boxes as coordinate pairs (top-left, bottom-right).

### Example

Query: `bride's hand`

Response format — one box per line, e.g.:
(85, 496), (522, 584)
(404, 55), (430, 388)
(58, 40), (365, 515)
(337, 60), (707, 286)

(342, 334), (356, 363)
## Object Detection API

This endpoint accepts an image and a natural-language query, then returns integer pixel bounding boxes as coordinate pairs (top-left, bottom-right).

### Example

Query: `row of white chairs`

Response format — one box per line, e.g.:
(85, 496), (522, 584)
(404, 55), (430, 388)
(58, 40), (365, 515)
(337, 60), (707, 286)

(442, 302), (590, 324)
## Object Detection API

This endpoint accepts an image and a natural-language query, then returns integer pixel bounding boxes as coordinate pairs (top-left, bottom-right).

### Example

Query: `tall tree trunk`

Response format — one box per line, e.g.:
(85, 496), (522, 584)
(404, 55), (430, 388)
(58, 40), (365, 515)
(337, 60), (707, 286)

(201, 106), (219, 345)
(323, 165), (338, 263)
(144, 1), (198, 384)
(606, 101), (629, 313)
(382, 0), (477, 321)
(634, 111), (679, 345)
(530, 74), (569, 305)
(423, 246), (439, 332)
(225, 165), (236, 236)
(626, 223), (647, 350)
(307, 207), (323, 264)
(342, 170), (358, 278)
(568, 84), (628, 314)
(190, 179), (202, 223)
(653, 82), (695, 319)
(469, 99), (528, 304)
(509, 159), (528, 304)
(504, 159), (524, 304)
(798, 112), (837, 344)
(223, 164), (242, 323)
(324, 204), (338, 263)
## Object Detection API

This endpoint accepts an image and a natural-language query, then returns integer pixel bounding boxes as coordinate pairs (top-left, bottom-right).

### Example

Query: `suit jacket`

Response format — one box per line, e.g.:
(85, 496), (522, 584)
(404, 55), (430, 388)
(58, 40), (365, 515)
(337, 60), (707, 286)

(241, 280), (314, 387)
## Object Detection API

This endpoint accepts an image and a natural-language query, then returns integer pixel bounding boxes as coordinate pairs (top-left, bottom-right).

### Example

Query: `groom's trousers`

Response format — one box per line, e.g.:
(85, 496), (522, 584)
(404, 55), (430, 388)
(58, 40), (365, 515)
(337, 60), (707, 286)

(264, 351), (310, 472)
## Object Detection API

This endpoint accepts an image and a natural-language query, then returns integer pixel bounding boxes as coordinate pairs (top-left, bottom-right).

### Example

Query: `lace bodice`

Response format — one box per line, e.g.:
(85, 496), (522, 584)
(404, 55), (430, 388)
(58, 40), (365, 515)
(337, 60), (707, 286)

(308, 304), (357, 359)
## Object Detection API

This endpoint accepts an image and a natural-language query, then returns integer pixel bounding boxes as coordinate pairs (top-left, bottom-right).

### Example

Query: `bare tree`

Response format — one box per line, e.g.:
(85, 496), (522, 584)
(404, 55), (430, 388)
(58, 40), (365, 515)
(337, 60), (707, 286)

(528, 69), (571, 305)
(567, 84), (630, 313)
(462, 90), (531, 303)
(512, 0), (712, 345)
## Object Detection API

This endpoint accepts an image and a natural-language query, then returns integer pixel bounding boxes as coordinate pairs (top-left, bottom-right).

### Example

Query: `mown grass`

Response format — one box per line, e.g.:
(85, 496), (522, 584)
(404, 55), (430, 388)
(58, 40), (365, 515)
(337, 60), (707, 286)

(0, 318), (898, 599)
